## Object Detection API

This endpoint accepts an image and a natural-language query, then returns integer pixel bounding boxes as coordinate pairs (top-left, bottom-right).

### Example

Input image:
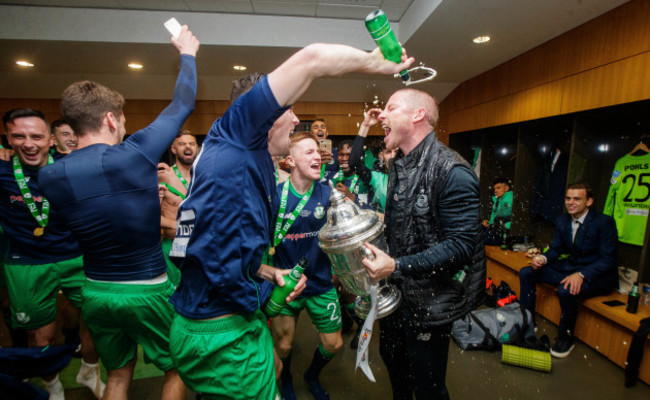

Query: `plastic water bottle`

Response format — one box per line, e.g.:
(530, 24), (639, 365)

(642, 284), (650, 306)
(365, 9), (410, 82)
(264, 258), (308, 317)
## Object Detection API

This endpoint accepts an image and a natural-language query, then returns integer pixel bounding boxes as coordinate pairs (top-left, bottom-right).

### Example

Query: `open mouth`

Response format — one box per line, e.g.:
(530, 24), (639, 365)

(67, 142), (78, 149)
(382, 124), (391, 138)
(310, 162), (321, 171)
(22, 149), (40, 160)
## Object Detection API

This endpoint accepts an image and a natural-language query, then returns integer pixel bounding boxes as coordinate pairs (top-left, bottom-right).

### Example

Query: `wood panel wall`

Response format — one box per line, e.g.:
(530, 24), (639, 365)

(439, 0), (650, 137)
(0, 98), (384, 137)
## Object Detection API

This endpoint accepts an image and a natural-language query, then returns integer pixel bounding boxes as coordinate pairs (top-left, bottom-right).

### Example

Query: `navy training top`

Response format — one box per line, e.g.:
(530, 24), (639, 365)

(0, 153), (81, 265)
(38, 54), (197, 281)
(273, 180), (334, 297)
(170, 76), (288, 319)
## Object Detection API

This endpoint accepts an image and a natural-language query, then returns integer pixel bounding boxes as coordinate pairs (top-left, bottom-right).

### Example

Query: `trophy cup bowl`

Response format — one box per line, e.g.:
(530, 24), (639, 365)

(318, 187), (401, 319)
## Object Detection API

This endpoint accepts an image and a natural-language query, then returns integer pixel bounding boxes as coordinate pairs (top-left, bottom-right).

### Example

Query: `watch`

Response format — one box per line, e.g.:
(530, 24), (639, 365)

(393, 258), (401, 275)
(577, 272), (585, 279)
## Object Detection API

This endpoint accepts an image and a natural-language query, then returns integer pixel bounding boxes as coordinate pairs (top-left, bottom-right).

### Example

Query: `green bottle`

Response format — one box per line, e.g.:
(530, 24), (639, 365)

(264, 258), (308, 317)
(334, 166), (345, 186)
(501, 230), (508, 250)
(365, 9), (410, 82)
(626, 282), (640, 314)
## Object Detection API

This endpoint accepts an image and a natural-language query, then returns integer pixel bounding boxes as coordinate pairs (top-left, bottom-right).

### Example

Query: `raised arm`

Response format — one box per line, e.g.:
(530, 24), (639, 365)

(350, 108), (382, 185)
(127, 26), (199, 163)
(267, 44), (414, 107)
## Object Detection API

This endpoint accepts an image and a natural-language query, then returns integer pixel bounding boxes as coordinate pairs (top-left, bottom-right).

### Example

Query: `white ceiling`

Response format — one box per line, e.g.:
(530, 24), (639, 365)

(0, 0), (630, 104)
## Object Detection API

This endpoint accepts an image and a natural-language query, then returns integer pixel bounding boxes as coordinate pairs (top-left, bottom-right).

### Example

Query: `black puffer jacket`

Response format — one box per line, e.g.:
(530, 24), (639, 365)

(385, 132), (485, 327)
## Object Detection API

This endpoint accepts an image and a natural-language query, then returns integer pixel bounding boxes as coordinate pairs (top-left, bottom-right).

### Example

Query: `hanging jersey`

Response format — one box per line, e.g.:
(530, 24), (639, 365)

(603, 153), (650, 246)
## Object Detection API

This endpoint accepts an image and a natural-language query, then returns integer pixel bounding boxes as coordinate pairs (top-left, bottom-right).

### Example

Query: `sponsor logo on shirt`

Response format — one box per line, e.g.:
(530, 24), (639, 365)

(170, 209), (195, 258)
(283, 231), (320, 241)
(611, 169), (621, 184)
(10, 195), (44, 204)
(625, 208), (649, 216)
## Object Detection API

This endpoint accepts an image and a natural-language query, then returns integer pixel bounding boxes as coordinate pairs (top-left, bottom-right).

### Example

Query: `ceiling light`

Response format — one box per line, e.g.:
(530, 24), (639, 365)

(128, 63), (143, 69)
(16, 60), (34, 67)
(233, 65), (247, 71)
(473, 36), (491, 44)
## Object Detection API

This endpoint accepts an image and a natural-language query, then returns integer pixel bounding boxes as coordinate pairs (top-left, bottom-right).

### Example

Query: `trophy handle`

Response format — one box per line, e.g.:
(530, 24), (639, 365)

(362, 244), (375, 261)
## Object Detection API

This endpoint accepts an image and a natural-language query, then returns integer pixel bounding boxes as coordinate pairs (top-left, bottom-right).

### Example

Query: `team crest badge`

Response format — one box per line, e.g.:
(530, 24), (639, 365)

(314, 206), (325, 219)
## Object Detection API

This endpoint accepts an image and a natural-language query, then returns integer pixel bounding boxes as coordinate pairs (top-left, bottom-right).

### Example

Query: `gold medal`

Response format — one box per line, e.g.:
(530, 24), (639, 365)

(268, 247), (276, 255)
(34, 227), (44, 236)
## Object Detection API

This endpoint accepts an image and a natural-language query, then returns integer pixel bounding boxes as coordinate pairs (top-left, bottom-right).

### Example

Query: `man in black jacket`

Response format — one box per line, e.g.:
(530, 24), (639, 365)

(363, 89), (485, 400)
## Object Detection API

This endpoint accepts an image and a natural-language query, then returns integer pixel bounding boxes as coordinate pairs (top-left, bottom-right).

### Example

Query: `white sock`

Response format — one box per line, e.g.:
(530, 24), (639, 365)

(44, 374), (65, 400)
(77, 360), (106, 399)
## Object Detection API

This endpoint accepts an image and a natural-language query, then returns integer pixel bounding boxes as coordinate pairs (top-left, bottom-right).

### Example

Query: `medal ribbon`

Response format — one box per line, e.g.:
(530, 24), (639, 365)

(12, 154), (54, 228)
(274, 180), (314, 247)
(161, 182), (186, 200)
(265, 180), (314, 266)
(172, 164), (189, 189)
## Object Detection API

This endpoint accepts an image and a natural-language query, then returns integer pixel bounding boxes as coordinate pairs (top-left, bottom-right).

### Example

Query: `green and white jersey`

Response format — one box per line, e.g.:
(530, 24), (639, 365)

(603, 153), (650, 246)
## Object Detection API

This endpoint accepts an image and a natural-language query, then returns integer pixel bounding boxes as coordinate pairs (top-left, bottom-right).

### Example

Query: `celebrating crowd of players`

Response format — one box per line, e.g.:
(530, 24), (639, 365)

(1, 23), (485, 400)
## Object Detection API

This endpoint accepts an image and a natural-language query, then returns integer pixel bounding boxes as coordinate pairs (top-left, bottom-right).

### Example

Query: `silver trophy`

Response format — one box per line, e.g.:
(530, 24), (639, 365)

(318, 186), (401, 319)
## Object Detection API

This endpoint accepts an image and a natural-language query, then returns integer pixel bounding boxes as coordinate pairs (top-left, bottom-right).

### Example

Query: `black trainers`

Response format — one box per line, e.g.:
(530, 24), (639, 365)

(550, 336), (575, 358)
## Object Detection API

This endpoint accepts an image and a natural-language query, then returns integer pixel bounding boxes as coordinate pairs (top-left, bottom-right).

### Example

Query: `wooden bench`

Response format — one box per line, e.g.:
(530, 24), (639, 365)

(485, 245), (650, 385)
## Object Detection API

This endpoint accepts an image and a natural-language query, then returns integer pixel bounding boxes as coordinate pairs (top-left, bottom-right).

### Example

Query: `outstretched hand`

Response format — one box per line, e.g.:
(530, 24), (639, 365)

(172, 25), (200, 57)
(366, 46), (414, 76)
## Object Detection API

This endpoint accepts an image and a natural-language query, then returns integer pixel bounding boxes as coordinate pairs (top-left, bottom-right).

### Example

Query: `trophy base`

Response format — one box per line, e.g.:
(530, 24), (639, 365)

(354, 283), (402, 320)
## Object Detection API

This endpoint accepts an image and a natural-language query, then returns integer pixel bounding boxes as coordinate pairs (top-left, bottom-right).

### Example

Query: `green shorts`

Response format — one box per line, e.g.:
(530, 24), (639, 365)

(4, 256), (85, 330)
(280, 287), (342, 333)
(81, 278), (176, 371)
(161, 238), (181, 288)
(170, 310), (280, 400)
